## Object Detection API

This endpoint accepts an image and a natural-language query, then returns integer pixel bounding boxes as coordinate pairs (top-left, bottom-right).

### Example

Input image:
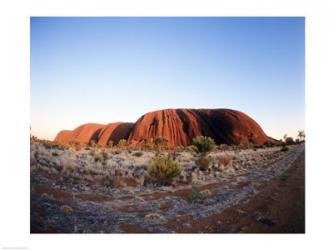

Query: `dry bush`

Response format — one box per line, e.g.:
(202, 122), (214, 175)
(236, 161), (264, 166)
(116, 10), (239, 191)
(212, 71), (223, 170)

(60, 157), (75, 174)
(195, 155), (212, 171)
(117, 139), (127, 148)
(218, 154), (233, 168)
(89, 149), (95, 156)
(112, 149), (121, 155)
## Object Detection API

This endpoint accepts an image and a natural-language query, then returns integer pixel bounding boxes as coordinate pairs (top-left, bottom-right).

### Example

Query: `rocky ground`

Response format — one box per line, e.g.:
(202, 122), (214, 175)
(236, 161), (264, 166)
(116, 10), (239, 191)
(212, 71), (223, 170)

(30, 142), (305, 233)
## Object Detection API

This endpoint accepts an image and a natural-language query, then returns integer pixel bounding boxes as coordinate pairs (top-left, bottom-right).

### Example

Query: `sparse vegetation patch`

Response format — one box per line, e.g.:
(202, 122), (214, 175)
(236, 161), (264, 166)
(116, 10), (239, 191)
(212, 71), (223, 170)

(148, 156), (182, 185)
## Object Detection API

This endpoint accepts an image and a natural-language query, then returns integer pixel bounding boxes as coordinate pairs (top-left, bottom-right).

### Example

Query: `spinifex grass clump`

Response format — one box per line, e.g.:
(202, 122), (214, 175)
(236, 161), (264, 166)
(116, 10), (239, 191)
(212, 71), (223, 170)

(196, 155), (212, 171)
(191, 136), (215, 171)
(191, 136), (215, 156)
(148, 156), (182, 185)
(218, 154), (232, 167)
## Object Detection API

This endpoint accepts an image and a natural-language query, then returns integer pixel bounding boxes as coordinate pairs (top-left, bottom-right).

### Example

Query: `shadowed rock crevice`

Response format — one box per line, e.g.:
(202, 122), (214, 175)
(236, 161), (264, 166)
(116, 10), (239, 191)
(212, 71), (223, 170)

(107, 123), (134, 145)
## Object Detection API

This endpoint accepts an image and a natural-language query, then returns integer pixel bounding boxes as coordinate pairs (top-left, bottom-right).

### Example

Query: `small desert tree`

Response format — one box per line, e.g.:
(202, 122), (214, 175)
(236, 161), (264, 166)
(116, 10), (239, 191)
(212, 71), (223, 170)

(297, 130), (305, 142)
(285, 137), (294, 145)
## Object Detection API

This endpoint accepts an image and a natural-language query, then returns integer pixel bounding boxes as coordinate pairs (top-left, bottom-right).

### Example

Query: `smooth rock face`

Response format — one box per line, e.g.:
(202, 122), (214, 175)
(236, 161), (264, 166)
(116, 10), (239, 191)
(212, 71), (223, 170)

(70, 123), (105, 144)
(98, 122), (134, 146)
(127, 109), (274, 147)
(54, 122), (133, 145)
(54, 108), (274, 147)
(54, 130), (74, 143)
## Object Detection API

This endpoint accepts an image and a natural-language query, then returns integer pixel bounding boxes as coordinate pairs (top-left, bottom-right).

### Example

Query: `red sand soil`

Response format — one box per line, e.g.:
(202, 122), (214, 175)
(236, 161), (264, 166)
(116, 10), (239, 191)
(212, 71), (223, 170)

(164, 151), (305, 233)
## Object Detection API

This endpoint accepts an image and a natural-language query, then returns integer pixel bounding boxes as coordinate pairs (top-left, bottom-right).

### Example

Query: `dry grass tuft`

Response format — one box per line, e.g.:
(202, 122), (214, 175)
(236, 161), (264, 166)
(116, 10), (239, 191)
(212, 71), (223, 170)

(218, 154), (233, 167)
(195, 156), (212, 171)
(60, 157), (75, 174)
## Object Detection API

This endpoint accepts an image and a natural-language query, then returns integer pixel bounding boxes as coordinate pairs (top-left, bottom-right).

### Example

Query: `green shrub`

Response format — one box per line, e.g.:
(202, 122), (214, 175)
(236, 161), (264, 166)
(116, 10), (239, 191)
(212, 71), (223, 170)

(133, 151), (143, 157)
(191, 136), (215, 155)
(148, 156), (182, 185)
(189, 190), (202, 203)
(94, 155), (102, 162)
(263, 141), (274, 147)
(195, 155), (212, 171)
(285, 137), (294, 145)
(281, 145), (289, 152)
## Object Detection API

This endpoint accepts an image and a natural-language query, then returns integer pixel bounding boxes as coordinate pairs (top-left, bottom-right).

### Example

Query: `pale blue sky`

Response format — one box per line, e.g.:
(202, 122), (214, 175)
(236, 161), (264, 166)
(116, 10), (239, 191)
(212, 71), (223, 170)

(31, 17), (304, 140)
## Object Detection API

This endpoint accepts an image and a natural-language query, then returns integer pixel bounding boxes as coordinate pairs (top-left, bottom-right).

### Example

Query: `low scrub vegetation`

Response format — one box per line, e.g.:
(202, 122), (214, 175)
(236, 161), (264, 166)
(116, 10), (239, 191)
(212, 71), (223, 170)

(281, 145), (289, 152)
(218, 144), (229, 151)
(154, 137), (168, 151)
(94, 155), (102, 162)
(218, 154), (232, 167)
(285, 137), (294, 145)
(191, 136), (215, 156)
(117, 139), (127, 148)
(189, 190), (203, 203)
(263, 141), (275, 147)
(148, 156), (182, 185)
(195, 155), (212, 171)
(133, 151), (143, 157)
(61, 158), (75, 174)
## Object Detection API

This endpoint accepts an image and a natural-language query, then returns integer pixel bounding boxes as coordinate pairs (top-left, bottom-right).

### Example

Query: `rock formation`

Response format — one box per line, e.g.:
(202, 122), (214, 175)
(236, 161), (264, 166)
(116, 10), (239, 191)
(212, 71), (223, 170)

(54, 122), (133, 145)
(54, 108), (274, 147)
(127, 109), (274, 147)
(97, 122), (134, 146)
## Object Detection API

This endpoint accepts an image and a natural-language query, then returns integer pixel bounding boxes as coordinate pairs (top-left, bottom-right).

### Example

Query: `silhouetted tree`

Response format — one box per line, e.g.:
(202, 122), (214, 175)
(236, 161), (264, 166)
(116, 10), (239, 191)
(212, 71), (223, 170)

(297, 130), (305, 142)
